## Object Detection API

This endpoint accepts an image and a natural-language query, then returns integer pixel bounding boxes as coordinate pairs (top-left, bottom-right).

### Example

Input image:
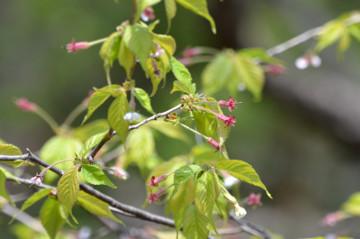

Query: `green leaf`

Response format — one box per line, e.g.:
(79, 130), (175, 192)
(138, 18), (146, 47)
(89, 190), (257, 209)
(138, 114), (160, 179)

(40, 197), (65, 239)
(164, 0), (177, 32)
(40, 136), (82, 182)
(348, 24), (360, 42)
(0, 143), (24, 167)
(0, 143), (22, 155)
(342, 192), (360, 216)
(108, 93), (129, 144)
(77, 191), (123, 224)
(82, 85), (122, 124)
(148, 119), (190, 143)
(174, 165), (202, 188)
(78, 131), (108, 159)
(316, 20), (345, 53)
(73, 119), (109, 142)
(118, 39), (135, 80)
(183, 205), (209, 239)
(100, 32), (121, 69)
(168, 176), (195, 214)
(192, 145), (226, 165)
(134, 87), (156, 114)
(124, 126), (155, 175)
(151, 33), (176, 57)
(210, 170), (221, 198)
(174, 206), (187, 238)
(170, 57), (195, 94)
(202, 51), (236, 96)
(135, 0), (161, 23)
(176, 0), (216, 34)
(0, 170), (15, 206)
(57, 166), (80, 212)
(10, 188), (52, 224)
(123, 25), (153, 73)
(337, 30), (351, 61)
(234, 52), (265, 101)
(81, 164), (116, 188)
(195, 172), (216, 216)
(215, 160), (272, 198)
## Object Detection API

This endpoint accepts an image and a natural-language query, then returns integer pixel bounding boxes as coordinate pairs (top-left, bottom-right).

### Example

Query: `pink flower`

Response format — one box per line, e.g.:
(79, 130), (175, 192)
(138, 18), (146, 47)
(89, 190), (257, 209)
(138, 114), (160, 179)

(66, 39), (89, 53)
(183, 47), (201, 58)
(217, 114), (236, 127)
(147, 174), (168, 187)
(247, 193), (262, 206)
(148, 188), (166, 204)
(15, 98), (37, 112)
(218, 96), (238, 112)
(111, 168), (128, 181)
(30, 175), (43, 185)
(266, 65), (284, 75)
(322, 211), (345, 226)
(141, 7), (155, 22)
(206, 137), (221, 152)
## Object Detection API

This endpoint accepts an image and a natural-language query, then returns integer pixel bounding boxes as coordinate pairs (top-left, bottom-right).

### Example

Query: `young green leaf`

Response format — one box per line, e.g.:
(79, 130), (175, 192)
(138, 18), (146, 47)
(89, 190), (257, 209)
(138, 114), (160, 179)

(123, 25), (153, 73)
(195, 172), (216, 216)
(100, 32), (121, 69)
(215, 160), (272, 198)
(10, 188), (53, 224)
(315, 19), (345, 53)
(337, 30), (351, 61)
(40, 136), (82, 182)
(174, 206), (187, 239)
(57, 166), (80, 212)
(81, 164), (116, 188)
(134, 87), (156, 114)
(202, 51), (235, 96)
(0, 170), (15, 206)
(173, 165), (202, 188)
(78, 131), (108, 159)
(164, 0), (177, 32)
(40, 197), (65, 239)
(183, 205), (209, 239)
(77, 191), (124, 224)
(234, 52), (265, 101)
(176, 0), (216, 34)
(73, 119), (109, 142)
(148, 119), (190, 143)
(108, 93), (129, 143)
(83, 91), (111, 125)
(151, 33), (176, 57)
(168, 176), (195, 214)
(0, 143), (24, 167)
(170, 57), (196, 94)
(342, 192), (360, 216)
(348, 24), (360, 42)
(118, 39), (135, 80)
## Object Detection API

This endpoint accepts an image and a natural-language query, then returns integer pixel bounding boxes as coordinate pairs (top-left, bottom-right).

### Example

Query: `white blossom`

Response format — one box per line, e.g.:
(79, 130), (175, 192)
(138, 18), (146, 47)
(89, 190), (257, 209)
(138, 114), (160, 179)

(124, 112), (141, 123)
(224, 175), (240, 188)
(234, 204), (247, 218)
(295, 57), (309, 70)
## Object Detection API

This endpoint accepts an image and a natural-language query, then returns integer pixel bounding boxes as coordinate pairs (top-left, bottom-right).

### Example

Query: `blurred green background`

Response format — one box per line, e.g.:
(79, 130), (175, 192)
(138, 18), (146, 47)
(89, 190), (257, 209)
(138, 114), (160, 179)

(1, 0), (360, 238)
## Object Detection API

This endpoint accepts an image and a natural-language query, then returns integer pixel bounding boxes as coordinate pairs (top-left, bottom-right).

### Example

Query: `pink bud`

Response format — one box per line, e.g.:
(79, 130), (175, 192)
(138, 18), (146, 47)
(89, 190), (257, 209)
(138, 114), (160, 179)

(322, 211), (345, 226)
(266, 65), (284, 75)
(177, 57), (191, 66)
(15, 98), (37, 112)
(66, 39), (89, 53)
(247, 193), (262, 206)
(206, 137), (220, 152)
(82, 90), (95, 107)
(147, 174), (168, 187)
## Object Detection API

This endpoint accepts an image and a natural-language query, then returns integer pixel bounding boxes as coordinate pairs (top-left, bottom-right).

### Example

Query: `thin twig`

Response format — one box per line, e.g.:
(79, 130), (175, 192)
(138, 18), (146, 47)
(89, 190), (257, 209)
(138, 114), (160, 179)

(266, 12), (360, 57)
(229, 212), (273, 239)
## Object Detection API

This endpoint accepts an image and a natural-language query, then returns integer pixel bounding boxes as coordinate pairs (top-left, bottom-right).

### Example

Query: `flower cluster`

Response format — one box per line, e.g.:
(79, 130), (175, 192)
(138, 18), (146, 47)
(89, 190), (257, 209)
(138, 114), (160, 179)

(30, 174), (43, 186)
(295, 54), (321, 70)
